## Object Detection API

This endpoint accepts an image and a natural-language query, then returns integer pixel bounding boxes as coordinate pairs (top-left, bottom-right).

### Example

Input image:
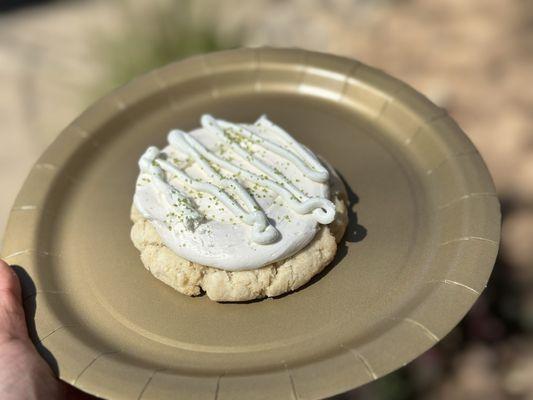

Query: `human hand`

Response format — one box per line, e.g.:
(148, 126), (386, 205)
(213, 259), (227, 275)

(0, 259), (95, 399)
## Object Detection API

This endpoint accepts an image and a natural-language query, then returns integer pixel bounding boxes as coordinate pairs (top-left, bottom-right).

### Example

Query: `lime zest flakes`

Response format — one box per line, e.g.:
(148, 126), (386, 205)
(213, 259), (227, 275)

(137, 115), (336, 245)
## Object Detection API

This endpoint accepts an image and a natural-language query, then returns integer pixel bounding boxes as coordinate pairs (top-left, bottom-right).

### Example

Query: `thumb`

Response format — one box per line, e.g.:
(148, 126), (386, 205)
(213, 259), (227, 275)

(0, 259), (29, 343)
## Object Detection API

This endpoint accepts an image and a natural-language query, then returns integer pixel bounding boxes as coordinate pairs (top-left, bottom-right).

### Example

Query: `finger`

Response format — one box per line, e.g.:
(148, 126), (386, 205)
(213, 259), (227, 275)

(0, 260), (29, 342)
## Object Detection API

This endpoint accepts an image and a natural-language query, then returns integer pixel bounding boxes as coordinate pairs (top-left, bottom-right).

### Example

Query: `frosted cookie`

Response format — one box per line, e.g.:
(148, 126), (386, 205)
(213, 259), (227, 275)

(131, 115), (348, 301)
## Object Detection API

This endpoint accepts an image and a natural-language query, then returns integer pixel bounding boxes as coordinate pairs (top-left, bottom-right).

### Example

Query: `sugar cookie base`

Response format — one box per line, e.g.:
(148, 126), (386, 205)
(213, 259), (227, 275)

(130, 174), (348, 302)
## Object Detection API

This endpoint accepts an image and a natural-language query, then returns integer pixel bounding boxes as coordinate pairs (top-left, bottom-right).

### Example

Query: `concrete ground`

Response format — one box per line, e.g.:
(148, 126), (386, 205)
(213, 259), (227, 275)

(0, 1), (116, 237)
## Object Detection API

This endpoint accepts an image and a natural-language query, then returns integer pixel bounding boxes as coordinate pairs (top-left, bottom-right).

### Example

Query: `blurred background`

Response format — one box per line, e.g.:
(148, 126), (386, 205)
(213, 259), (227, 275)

(1, 0), (532, 398)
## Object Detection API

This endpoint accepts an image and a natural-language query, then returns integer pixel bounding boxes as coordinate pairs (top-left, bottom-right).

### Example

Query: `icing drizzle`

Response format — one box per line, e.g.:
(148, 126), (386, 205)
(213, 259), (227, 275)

(137, 115), (335, 245)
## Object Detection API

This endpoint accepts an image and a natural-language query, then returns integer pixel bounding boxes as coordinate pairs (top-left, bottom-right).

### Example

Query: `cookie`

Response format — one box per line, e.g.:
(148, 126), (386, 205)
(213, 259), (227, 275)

(131, 115), (349, 301)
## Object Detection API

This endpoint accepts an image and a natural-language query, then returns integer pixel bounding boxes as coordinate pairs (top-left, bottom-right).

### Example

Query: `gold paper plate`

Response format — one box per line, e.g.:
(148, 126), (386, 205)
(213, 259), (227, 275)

(1, 48), (500, 400)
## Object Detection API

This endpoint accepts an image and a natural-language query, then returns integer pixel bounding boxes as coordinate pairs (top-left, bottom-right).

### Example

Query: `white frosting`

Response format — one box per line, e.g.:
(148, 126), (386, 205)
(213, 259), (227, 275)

(134, 115), (335, 271)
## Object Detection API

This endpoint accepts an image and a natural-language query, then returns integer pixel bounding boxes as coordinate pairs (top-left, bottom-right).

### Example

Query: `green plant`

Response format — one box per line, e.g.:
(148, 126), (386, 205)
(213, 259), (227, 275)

(92, 0), (241, 96)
